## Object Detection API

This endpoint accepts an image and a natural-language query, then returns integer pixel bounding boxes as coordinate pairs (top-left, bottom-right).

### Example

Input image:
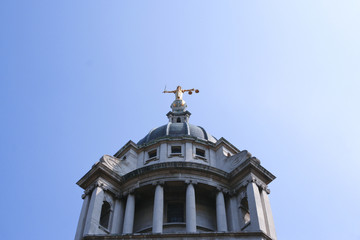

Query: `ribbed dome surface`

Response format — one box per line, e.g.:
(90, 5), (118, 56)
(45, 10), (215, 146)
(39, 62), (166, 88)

(137, 122), (217, 146)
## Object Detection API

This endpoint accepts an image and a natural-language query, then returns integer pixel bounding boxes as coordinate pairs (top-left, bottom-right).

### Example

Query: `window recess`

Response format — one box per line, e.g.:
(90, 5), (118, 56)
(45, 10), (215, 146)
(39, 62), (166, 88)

(171, 146), (182, 155)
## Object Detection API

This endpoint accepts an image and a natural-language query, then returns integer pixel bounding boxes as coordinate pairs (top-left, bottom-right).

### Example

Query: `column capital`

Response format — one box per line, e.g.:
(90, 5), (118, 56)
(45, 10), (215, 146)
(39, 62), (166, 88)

(216, 187), (229, 194)
(246, 177), (268, 192)
(152, 180), (165, 186)
(115, 193), (125, 200)
(246, 178), (257, 184)
(95, 182), (104, 187)
(85, 181), (105, 193)
(83, 188), (92, 197)
(185, 179), (198, 185)
(123, 188), (135, 196)
(228, 189), (238, 197)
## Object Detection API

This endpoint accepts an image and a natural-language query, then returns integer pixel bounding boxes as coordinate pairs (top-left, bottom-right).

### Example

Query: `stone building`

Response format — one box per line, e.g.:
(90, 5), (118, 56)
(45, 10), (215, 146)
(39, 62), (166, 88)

(74, 87), (277, 240)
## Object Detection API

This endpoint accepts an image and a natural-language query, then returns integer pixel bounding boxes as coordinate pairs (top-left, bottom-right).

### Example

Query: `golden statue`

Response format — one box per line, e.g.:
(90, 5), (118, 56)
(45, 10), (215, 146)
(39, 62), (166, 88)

(163, 86), (199, 101)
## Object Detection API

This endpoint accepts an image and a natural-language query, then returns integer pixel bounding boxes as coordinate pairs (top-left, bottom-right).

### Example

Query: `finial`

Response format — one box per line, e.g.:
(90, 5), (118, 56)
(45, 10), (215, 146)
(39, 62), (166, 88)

(163, 86), (199, 112)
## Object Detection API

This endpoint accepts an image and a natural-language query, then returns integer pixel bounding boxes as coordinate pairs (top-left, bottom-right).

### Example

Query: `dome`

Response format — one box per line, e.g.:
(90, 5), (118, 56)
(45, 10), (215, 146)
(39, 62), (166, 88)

(137, 122), (217, 146)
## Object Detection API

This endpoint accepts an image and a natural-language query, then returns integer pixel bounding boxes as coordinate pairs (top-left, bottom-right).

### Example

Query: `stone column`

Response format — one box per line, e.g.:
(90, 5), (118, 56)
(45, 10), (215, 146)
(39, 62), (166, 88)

(260, 189), (277, 240)
(186, 182), (197, 232)
(216, 190), (228, 232)
(122, 193), (135, 234)
(74, 193), (90, 240)
(226, 194), (240, 232)
(246, 180), (266, 232)
(152, 184), (164, 233)
(83, 186), (105, 235)
(111, 196), (125, 234)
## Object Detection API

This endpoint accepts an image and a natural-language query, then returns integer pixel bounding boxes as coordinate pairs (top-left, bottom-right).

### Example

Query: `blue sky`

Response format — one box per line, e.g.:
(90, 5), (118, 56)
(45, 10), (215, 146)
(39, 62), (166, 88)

(1, 1), (360, 239)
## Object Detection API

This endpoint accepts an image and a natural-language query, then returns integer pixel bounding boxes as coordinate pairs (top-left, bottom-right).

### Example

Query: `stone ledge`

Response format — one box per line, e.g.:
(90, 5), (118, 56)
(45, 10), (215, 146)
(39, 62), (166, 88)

(121, 162), (229, 182)
(83, 231), (272, 240)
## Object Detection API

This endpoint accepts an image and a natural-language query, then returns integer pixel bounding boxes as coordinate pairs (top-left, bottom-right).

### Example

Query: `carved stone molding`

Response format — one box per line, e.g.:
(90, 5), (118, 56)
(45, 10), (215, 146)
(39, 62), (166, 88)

(185, 179), (198, 185)
(152, 180), (165, 186)
(216, 186), (229, 194)
(115, 193), (125, 200)
(123, 187), (136, 196)
(228, 189), (238, 197)
(84, 188), (92, 196)
(245, 176), (268, 192)
(84, 178), (122, 198)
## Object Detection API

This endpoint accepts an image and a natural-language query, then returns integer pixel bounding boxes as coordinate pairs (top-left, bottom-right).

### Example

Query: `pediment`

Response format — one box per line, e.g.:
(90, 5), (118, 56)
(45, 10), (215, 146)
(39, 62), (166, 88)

(220, 150), (253, 172)
(100, 154), (137, 176)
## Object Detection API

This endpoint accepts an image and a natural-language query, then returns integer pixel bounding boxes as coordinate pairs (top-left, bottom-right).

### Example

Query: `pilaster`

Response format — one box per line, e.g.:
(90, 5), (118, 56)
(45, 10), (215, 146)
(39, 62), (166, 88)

(261, 189), (277, 239)
(74, 192), (91, 240)
(83, 184), (105, 235)
(246, 179), (266, 233)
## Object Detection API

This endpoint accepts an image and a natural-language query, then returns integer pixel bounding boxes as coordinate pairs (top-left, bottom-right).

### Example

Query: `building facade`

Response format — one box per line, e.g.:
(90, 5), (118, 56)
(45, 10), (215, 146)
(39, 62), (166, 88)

(74, 87), (277, 240)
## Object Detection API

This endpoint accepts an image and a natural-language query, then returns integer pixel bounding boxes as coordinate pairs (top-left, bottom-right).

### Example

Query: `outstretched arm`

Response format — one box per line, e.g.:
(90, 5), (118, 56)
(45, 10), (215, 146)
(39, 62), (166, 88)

(163, 90), (176, 93)
(182, 88), (195, 93)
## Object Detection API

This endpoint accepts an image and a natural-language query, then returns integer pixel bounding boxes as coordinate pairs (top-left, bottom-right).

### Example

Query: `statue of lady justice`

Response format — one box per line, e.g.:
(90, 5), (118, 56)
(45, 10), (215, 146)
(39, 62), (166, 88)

(163, 86), (199, 111)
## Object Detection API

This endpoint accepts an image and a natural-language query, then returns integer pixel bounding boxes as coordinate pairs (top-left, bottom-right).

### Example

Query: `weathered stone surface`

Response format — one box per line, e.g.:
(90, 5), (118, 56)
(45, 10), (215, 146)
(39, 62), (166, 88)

(76, 99), (277, 240)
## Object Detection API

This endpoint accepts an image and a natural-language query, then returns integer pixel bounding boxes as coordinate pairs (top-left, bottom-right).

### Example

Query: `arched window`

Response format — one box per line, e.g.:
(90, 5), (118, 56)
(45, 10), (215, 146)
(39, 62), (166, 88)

(100, 201), (111, 229)
(240, 197), (250, 224)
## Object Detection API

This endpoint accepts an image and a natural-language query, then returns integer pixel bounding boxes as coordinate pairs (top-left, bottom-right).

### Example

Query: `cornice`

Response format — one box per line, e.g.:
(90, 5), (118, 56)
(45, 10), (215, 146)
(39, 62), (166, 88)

(77, 161), (230, 192)
(229, 157), (276, 185)
(77, 157), (275, 195)
(136, 135), (217, 150)
(120, 161), (229, 183)
(76, 162), (122, 191)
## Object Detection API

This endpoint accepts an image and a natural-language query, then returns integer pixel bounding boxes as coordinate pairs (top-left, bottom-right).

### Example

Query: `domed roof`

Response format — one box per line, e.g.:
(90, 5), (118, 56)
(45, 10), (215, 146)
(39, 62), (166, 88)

(137, 122), (217, 146)
(137, 85), (216, 146)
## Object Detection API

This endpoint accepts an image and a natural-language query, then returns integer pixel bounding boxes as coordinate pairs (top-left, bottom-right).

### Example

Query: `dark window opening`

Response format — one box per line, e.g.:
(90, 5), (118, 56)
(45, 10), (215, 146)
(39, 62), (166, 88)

(171, 146), (181, 154)
(167, 203), (184, 223)
(177, 117), (181, 123)
(196, 148), (205, 157)
(240, 197), (250, 224)
(148, 149), (157, 159)
(100, 201), (111, 229)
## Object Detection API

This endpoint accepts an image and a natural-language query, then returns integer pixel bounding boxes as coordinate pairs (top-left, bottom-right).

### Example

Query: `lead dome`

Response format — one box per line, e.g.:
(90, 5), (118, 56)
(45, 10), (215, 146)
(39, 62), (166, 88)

(137, 121), (217, 146)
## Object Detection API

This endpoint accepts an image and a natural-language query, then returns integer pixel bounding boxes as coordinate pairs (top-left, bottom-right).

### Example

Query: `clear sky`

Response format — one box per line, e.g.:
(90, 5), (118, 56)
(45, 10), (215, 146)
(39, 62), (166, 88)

(1, 0), (360, 239)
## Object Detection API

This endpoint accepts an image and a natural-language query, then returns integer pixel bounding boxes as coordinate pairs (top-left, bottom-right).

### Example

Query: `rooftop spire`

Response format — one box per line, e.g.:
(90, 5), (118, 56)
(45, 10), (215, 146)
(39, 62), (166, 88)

(163, 86), (199, 113)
